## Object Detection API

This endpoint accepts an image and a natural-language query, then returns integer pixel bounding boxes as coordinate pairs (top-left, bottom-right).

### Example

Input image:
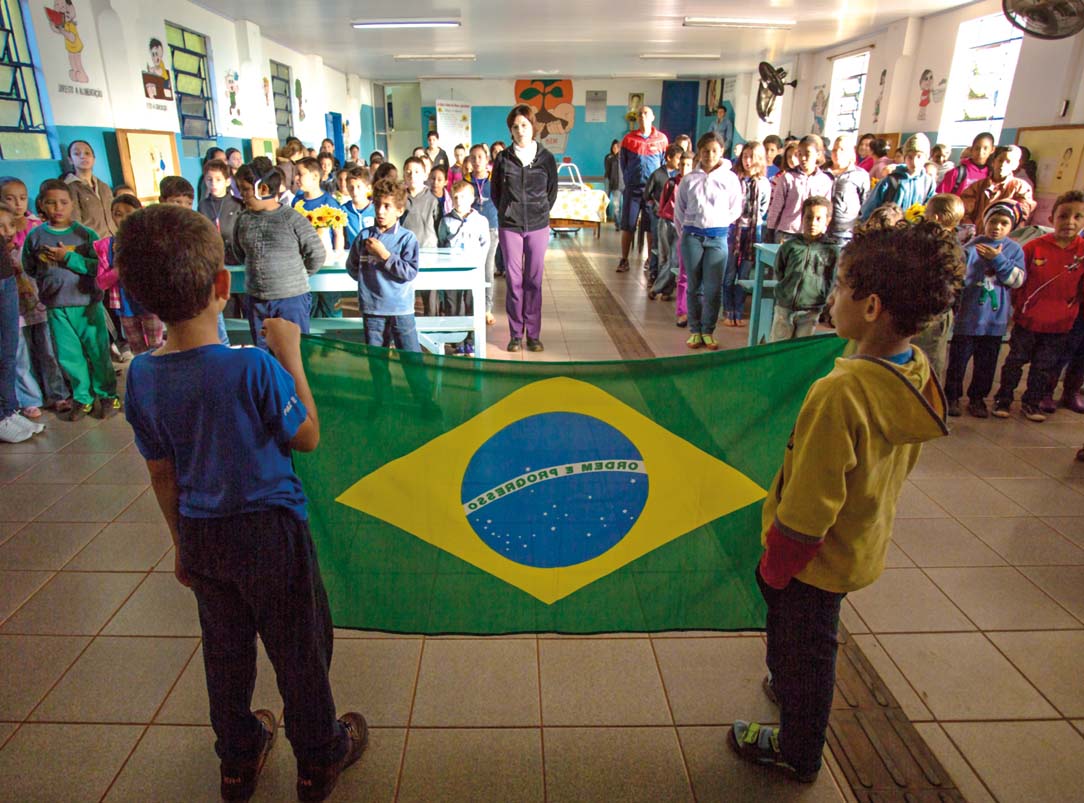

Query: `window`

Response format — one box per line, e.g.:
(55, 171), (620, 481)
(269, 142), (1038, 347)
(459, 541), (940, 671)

(824, 51), (870, 142)
(165, 21), (216, 157)
(0, 0), (50, 159)
(270, 60), (293, 142)
(938, 14), (1023, 147)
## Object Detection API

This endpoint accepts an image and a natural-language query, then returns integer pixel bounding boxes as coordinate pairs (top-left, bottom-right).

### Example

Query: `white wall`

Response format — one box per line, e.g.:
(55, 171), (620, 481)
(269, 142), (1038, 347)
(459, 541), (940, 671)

(419, 79), (664, 108)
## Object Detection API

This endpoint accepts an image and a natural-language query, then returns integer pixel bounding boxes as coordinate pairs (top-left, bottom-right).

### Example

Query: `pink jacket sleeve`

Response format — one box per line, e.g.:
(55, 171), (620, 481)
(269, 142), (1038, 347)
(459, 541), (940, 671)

(94, 237), (119, 291)
(766, 172), (788, 230)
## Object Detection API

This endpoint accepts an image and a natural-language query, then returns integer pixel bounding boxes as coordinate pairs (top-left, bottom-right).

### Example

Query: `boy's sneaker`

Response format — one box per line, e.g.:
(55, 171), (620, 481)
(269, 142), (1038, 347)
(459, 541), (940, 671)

(702, 334), (719, 351)
(992, 400), (1012, 418)
(686, 334), (703, 349)
(1039, 396), (1058, 415)
(0, 413), (34, 444)
(297, 712), (369, 803)
(96, 398), (122, 419)
(1022, 403), (1047, 423)
(968, 399), (989, 419)
(946, 399), (962, 417)
(728, 720), (818, 783)
(220, 709), (276, 801)
(68, 402), (94, 422)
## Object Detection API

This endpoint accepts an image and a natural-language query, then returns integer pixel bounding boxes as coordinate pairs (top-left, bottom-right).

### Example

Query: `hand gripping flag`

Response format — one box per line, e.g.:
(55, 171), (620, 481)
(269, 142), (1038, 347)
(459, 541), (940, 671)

(296, 335), (846, 634)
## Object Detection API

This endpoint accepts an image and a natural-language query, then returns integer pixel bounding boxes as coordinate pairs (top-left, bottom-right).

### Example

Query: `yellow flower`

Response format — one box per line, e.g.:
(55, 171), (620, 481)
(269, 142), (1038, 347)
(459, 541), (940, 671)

(904, 203), (926, 223)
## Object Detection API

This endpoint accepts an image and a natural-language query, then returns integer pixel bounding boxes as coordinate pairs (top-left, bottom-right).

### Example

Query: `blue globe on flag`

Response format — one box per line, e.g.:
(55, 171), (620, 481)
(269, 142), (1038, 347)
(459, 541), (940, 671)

(460, 412), (649, 568)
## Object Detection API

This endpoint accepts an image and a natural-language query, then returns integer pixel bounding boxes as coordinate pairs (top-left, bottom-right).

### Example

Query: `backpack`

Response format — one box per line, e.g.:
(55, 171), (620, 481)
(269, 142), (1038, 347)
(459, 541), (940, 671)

(881, 174), (903, 205)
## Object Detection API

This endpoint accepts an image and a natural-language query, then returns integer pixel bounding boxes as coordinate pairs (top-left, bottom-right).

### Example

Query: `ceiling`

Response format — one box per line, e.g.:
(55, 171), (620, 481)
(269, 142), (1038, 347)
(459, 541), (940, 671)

(193, 0), (975, 79)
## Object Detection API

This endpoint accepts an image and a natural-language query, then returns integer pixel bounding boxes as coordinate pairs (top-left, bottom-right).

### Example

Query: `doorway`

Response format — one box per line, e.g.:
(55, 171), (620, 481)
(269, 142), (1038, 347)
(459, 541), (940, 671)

(659, 80), (699, 143)
(384, 83), (422, 169)
(325, 112), (344, 163)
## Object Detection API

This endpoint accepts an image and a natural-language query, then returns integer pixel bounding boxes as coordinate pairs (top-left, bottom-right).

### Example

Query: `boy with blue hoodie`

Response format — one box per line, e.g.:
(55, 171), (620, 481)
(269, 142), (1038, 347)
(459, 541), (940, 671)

(944, 202), (1026, 418)
(860, 133), (937, 221)
(730, 221), (961, 784)
(345, 179), (421, 352)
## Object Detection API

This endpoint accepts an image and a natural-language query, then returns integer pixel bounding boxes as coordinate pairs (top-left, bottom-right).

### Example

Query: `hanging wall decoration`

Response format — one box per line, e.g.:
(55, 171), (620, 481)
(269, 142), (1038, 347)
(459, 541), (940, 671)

(224, 69), (242, 126)
(811, 85), (828, 136)
(514, 79), (575, 151)
(36, 0), (111, 126)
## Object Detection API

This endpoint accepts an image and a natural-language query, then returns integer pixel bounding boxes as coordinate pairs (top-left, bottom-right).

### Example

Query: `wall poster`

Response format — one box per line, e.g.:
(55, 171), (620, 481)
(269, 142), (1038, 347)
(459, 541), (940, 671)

(116, 129), (181, 204)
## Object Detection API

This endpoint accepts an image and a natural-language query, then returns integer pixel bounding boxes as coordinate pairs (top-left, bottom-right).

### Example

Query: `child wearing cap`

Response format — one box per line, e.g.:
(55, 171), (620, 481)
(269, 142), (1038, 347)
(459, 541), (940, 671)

(944, 201), (1026, 417)
(860, 134), (937, 220)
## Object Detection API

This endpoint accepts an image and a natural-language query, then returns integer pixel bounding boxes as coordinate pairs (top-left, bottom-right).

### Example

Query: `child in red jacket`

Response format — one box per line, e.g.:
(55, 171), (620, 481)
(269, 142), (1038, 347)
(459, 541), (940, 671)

(994, 190), (1084, 422)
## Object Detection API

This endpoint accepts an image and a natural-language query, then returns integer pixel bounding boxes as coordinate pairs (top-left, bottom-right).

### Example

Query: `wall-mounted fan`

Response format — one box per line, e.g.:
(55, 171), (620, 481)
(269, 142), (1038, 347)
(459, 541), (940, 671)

(1003, 0), (1084, 39)
(756, 61), (798, 123)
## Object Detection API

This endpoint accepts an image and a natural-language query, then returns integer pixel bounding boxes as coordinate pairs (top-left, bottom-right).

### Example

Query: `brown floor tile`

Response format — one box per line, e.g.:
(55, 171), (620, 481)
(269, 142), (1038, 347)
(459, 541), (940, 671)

(0, 451), (45, 482)
(1043, 516), (1084, 547)
(908, 447), (972, 479)
(910, 477), (1028, 518)
(0, 571), (143, 635)
(58, 423), (134, 454)
(877, 632), (1059, 720)
(985, 477), (1084, 516)
(397, 728), (543, 803)
(891, 518), (1006, 567)
(960, 516), (1084, 565)
(0, 634), (90, 719)
(0, 520), (23, 544)
(0, 522), (104, 570)
(539, 638), (670, 726)
(990, 630), (1084, 717)
(327, 638), (423, 727)
(927, 566), (1080, 629)
(1037, 422), (1084, 447)
(32, 636), (197, 724)
(893, 482), (949, 518)
(156, 643), (282, 725)
(101, 573), (201, 636)
(84, 451), (151, 485)
(102, 725), (220, 803)
(410, 638), (538, 726)
(11, 452), (114, 484)
(0, 723), (143, 802)
(1010, 446), (1084, 479)
(978, 419), (1064, 447)
(0, 483), (76, 521)
(114, 488), (167, 524)
(65, 522), (173, 572)
(678, 725), (846, 803)
(653, 636), (776, 725)
(0, 569), (53, 622)
(838, 600), (868, 634)
(35, 483), (146, 523)
(944, 721), (1084, 803)
(912, 723), (996, 803)
(851, 635), (933, 721)
(847, 569), (974, 633)
(1019, 566), (1084, 624)
(942, 441), (1047, 479)
(544, 727), (692, 803)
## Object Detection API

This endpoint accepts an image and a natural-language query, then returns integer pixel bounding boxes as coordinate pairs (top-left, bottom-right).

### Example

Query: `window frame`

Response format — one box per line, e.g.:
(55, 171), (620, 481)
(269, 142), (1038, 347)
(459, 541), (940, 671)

(164, 20), (217, 153)
(270, 59), (293, 143)
(824, 50), (871, 144)
(0, 0), (54, 159)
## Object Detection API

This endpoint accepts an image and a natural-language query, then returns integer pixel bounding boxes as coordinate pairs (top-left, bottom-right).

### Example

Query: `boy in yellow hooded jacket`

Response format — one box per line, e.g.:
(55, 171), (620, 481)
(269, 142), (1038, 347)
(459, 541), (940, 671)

(729, 221), (964, 782)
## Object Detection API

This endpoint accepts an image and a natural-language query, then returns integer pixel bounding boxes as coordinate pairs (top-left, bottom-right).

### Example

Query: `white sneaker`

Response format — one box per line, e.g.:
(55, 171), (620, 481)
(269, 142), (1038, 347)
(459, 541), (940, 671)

(0, 413), (33, 443)
(19, 414), (45, 435)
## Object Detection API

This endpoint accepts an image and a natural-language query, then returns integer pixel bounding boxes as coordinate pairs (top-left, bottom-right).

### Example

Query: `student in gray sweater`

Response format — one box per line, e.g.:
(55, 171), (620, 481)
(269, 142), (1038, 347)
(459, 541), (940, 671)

(234, 165), (325, 351)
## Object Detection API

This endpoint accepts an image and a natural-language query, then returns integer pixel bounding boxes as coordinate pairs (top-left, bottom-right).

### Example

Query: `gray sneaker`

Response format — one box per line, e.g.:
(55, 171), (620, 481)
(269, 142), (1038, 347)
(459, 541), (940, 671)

(0, 413), (34, 443)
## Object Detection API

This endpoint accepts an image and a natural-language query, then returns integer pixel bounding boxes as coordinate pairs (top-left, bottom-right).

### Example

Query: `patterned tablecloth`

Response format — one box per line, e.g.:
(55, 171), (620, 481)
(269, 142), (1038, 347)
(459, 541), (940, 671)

(550, 186), (609, 224)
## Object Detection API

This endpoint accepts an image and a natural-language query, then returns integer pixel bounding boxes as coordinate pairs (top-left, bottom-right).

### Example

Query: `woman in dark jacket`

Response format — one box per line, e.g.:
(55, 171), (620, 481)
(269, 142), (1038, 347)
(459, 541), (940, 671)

(604, 139), (623, 230)
(490, 104), (559, 352)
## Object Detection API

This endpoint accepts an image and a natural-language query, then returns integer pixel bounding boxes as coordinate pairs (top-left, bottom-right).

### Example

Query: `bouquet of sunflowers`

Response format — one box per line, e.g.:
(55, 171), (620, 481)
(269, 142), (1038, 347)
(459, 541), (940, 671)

(904, 203), (926, 223)
(294, 202), (347, 231)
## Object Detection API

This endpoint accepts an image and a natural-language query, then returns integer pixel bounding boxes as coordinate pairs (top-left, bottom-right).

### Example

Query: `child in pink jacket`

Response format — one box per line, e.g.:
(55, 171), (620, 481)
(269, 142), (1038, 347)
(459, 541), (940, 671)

(766, 136), (835, 241)
(94, 196), (164, 354)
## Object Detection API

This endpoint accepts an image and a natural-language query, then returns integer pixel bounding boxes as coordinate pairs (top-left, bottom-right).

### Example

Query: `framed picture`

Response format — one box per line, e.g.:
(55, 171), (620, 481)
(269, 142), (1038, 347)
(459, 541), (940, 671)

(250, 137), (278, 159)
(704, 80), (720, 116)
(1016, 125), (1084, 223)
(115, 129), (181, 204)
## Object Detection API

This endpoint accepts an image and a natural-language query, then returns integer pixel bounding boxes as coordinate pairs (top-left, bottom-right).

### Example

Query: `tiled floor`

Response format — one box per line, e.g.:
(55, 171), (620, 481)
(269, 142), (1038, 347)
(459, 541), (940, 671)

(2, 228), (1084, 802)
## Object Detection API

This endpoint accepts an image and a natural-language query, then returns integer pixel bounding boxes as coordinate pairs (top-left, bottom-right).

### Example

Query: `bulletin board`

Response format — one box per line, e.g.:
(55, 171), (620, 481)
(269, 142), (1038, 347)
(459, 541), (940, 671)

(1016, 125), (1084, 224)
(875, 132), (902, 155)
(250, 137), (279, 159)
(116, 129), (181, 204)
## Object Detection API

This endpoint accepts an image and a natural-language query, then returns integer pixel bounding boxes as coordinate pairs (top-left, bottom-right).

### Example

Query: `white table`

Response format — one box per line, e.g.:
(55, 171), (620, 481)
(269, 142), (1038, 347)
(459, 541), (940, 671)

(227, 247), (488, 358)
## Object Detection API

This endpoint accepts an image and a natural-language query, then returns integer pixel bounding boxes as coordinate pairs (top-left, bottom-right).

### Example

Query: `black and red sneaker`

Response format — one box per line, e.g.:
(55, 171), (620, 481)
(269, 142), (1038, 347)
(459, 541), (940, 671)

(220, 709), (276, 801)
(296, 712), (369, 802)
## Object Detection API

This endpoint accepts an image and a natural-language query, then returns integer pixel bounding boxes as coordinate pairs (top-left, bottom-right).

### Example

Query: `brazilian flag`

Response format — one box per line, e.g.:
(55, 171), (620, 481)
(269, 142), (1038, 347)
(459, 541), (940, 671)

(297, 334), (846, 634)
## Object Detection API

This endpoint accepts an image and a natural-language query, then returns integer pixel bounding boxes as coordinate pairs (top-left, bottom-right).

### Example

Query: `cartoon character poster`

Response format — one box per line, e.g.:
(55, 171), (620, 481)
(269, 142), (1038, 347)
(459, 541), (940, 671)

(514, 79), (575, 141)
(142, 37), (173, 100)
(224, 69), (241, 126)
(811, 86), (827, 136)
(35, 0), (110, 126)
(917, 69), (934, 121)
(872, 69), (887, 125)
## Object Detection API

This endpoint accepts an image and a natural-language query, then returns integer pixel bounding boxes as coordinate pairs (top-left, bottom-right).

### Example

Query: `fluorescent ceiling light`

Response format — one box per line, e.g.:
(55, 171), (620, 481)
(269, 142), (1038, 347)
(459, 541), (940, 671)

(640, 53), (720, 60)
(418, 75), (482, 80)
(353, 18), (460, 29)
(394, 54), (476, 61)
(683, 16), (796, 29)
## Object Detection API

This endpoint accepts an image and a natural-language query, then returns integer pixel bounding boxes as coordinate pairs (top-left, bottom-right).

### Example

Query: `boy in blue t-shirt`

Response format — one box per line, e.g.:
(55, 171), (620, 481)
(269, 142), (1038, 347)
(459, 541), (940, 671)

(116, 204), (366, 803)
(341, 168), (374, 248)
(294, 157), (343, 319)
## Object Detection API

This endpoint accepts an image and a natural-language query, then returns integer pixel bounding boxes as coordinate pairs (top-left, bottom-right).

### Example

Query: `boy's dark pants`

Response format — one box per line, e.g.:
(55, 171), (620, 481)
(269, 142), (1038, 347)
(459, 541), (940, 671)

(995, 326), (1069, 406)
(757, 566), (845, 777)
(945, 334), (1003, 402)
(179, 508), (348, 767)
